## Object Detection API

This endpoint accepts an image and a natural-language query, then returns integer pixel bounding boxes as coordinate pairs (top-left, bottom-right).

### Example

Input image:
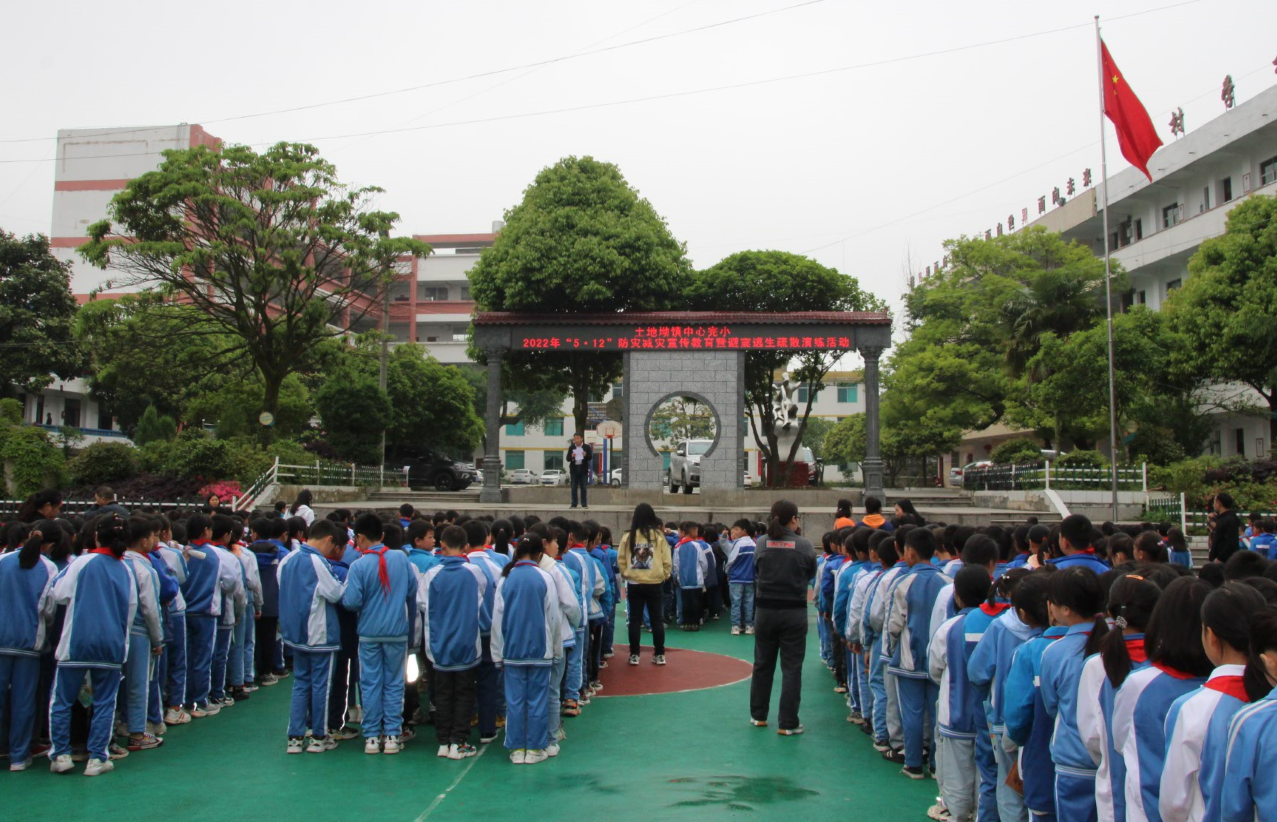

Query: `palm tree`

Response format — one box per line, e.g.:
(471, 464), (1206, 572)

(1001, 267), (1106, 376)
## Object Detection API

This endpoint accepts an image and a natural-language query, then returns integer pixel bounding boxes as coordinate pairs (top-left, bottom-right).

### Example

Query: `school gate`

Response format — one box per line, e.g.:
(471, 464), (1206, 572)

(470, 311), (892, 503)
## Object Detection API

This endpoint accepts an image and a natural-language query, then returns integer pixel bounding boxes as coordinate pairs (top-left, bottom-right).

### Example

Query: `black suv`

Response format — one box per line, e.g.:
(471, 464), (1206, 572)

(392, 449), (478, 492)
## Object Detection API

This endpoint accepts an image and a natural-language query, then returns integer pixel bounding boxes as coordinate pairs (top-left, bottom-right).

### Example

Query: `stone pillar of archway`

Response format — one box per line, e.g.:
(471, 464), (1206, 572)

(623, 349), (746, 491)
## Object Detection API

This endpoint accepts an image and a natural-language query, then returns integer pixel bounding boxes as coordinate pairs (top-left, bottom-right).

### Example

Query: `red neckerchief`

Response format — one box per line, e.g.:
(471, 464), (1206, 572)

(1126, 638), (1148, 664)
(567, 541), (587, 550)
(675, 537), (696, 548)
(1204, 675), (1249, 702)
(1152, 661), (1197, 680)
(89, 548), (120, 560)
(359, 543), (392, 592)
(1075, 548), (1098, 555)
(980, 602), (1011, 616)
(515, 560), (539, 568)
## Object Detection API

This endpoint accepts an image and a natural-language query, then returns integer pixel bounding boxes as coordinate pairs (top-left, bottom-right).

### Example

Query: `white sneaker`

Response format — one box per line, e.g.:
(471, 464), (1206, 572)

(84, 758), (114, 777)
(190, 702), (220, 718)
(523, 749), (548, 765)
(448, 743), (477, 760)
(730, 626), (741, 635)
(383, 735), (402, 755)
(309, 735), (338, 753)
(260, 673), (279, 686)
(545, 743), (560, 757)
(163, 708), (186, 725)
(364, 737), (381, 755)
(49, 754), (74, 774)
(9, 758), (33, 772)
(349, 705), (363, 723)
(510, 749), (526, 764)
(287, 738), (305, 755)
(147, 721), (167, 736)
(745, 626), (755, 635)
(653, 654), (666, 666)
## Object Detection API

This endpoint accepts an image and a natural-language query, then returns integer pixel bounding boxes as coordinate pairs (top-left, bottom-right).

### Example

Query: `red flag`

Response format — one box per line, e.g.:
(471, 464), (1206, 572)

(1101, 40), (1163, 180)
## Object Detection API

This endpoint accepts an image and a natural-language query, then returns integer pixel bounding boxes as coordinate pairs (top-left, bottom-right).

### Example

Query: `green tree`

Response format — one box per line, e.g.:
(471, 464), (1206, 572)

(801, 416), (835, 461)
(821, 412), (915, 485)
(0, 231), (84, 394)
(648, 396), (717, 444)
(1165, 195), (1277, 449)
(133, 404), (178, 446)
(186, 372), (312, 440)
(385, 345), (484, 456)
(313, 365), (391, 464)
(467, 156), (690, 433)
(685, 250), (884, 485)
(79, 142), (431, 443)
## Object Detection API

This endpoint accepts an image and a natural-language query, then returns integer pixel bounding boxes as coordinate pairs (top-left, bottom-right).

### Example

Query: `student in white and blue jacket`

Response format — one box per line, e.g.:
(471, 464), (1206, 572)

(341, 512), (418, 755)
(1047, 514), (1111, 575)
(120, 516), (165, 752)
(1221, 609), (1277, 822)
(1160, 583), (1267, 822)
(672, 522), (709, 630)
(419, 524), (489, 760)
(1113, 577), (1213, 822)
(537, 525), (582, 749)
(864, 530), (907, 756)
(207, 515), (248, 710)
(278, 519), (346, 754)
(832, 530), (868, 718)
(726, 519), (757, 634)
(929, 566), (993, 822)
(156, 521), (191, 726)
(845, 530), (883, 730)
(885, 527), (952, 777)
(180, 513), (243, 717)
(492, 534), (561, 765)
(47, 516), (139, 777)
(463, 519), (503, 741)
(0, 525), (58, 771)
(1040, 566), (1109, 822)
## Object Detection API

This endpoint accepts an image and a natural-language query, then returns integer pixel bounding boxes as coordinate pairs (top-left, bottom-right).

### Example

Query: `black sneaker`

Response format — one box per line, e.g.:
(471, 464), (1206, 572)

(902, 765), (926, 780)
(882, 748), (906, 764)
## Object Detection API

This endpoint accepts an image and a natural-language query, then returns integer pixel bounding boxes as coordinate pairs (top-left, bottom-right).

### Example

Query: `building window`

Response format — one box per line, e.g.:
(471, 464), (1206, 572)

(797, 384), (816, 403)
(1262, 156), (1277, 187)
(611, 382), (624, 399)
(505, 420), (525, 436)
(1166, 279), (1182, 297)
(460, 286), (471, 300)
(1202, 186), (1211, 212)
(1222, 177), (1233, 202)
(544, 417), (564, 437)
(505, 450), (525, 470)
(63, 398), (81, 429)
(1162, 203), (1180, 229)
(544, 454), (564, 471)
(1235, 428), (1246, 457)
(1136, 290), (1146, 305)
(97, 407), (113, 431)
(836, 385), (859, 403)
(421, 286), (448, 301)
(1134, 218), (1143, 240)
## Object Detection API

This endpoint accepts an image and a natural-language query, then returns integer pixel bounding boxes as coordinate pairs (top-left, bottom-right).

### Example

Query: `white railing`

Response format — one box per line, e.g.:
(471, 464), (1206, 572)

(1144, 492), (1188, 533)
(232, 458), (395, 512)
(965, 462), (1147, 492)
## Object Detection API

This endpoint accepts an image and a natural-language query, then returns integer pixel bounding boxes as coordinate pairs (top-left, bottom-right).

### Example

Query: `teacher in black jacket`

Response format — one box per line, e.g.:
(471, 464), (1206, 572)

(1209, 492), (1241, 564)
(566, 433), (593, 509)
(749, 499), (816, 736)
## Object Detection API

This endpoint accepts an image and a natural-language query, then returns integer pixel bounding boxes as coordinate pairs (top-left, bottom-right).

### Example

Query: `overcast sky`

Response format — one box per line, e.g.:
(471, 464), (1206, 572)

(2, 0), (1274, 325)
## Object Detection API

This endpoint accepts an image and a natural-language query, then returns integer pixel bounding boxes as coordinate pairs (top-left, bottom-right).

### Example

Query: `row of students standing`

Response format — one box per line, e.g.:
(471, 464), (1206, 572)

(814, 510), (1277, 822)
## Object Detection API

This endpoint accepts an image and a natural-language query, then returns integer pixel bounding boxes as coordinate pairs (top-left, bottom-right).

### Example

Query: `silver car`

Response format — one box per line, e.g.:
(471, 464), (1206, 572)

(669, 439), (714, 494)
(539, 469), (566, 486)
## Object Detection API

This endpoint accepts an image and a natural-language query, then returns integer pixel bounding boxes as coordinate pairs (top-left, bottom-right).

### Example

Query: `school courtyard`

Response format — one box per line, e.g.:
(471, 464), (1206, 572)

(7, 609), (936, 822)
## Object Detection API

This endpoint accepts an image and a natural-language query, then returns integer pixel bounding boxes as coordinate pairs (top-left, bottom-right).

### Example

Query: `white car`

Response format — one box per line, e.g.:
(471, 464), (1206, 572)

(539, 469), (566, 486)
(509, 469), (538, 485)
(743, 471), (756, 489)
(950, 460), (992, 486)
(610, 468), (622, 487)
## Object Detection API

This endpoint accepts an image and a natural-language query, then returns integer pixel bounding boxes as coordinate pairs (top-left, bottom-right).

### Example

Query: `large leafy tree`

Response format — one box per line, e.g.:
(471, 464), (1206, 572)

(0, 231), (84, 394)
(684, 250), (884, 485)
(467, 156), (690, 433)
(79, 142), (430, 443)
(1165, 195), (1277, 449)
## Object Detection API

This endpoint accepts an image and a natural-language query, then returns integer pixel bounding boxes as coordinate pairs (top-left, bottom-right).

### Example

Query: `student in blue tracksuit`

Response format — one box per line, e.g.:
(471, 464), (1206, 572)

(121, 516), (165, 751)
(537, 525), (582, 751)
(146, 533), (180, 732)
(155, 520), (190, 727)
(1004, 573), (1064, 822)
(929, 566), (993, 822)
(968, 567), (1036, 822)
(815, 535), (834, 664)
(206, 516), (247, 710)
(398, 504), (415, 532)
(419, 524), (489, 760)
(847, 531), (887, 733)
(463, 519), (503, 741)
(886, 527), (952, 777)
(833, 530), (868, 716)
(562, 520), (604, 704)
(857, 532), (896, 745)
(405, 520), (439, 577)
(1047, 514), (1111, 575)
(819, 533), (848, 689)
(1160, 583), (1267, 822)
(726, 519), (757, 634)
(1040, 567), (1110, 822)
(342, 512), (418, 755)
(492, 534), (561, 765)
(1076, 573), (1159, 822)
(1113, 577), (1213, 822)
(1248, 518), (1276, 558)
(672, 522), (709, 630)
(0, 525), (58, 771)
(180, 514), (243, 717)
(584, 520), (613, 690)
(247, 516), (290, 687)
(1221, 609), (1277, 822)
(47, 516), (137, 777)
(278, 519), (347, 754)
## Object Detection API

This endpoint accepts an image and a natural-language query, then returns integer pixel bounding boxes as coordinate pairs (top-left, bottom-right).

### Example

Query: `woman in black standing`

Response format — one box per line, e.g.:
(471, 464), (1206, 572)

(749, 499), (817, 735)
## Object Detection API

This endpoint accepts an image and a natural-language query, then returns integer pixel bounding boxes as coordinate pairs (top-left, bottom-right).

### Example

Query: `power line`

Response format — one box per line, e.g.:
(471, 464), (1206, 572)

(0, 0), (825, 146)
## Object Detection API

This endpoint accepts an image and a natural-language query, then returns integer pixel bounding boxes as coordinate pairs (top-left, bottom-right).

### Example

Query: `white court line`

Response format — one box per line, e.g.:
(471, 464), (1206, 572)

(413, 744), (490, 822)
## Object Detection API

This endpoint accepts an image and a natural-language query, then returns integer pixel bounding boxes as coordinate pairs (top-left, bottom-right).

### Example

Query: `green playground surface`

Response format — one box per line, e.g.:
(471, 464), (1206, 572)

(6, 609), (937, 822)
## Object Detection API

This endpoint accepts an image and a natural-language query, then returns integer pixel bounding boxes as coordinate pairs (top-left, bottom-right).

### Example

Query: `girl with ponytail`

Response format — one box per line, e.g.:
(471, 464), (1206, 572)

(0, 522), (60, 769)
(1112, 576), (1213, 822)
(1219, 609), (1277, 821)
(1159, 583), (1266, 822)
(48, 513), (137, 775)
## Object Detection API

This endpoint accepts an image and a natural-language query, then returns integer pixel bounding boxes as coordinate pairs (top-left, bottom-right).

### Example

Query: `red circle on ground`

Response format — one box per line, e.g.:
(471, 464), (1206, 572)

(595, 646), (752, 696)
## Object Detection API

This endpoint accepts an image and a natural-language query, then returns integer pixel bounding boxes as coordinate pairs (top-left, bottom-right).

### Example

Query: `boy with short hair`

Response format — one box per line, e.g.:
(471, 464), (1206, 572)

(463, 519), (502, 740)
(277, 519), (346, 754)
(341, 512), (418, 755)
(726, 519), (757, 635)
(399, 504), (416, 530)
(672, 521), (709, 631)
(561, 521), (605, 700)
(419, 525), (488, 759)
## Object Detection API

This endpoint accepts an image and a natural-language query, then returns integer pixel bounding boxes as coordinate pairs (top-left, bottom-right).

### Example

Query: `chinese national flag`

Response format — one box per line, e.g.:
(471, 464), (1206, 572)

(1101, 40), (1163, 180)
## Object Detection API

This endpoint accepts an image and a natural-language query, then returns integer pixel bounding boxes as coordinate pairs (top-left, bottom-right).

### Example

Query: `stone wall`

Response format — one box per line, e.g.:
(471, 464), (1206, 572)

(624, 350), (745, 491)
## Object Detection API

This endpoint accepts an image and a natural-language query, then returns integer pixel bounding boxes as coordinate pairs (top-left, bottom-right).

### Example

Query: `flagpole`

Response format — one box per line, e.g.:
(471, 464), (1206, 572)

(1095, 15), (1120, 523)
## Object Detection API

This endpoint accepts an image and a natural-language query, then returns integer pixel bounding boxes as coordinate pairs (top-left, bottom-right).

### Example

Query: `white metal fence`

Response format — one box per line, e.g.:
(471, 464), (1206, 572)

(964, 462), (1147, 492)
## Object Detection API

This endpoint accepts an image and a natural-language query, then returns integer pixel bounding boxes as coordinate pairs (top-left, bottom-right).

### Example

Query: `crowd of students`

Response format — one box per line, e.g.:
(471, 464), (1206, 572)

(0, 489), (626, 773)
(809, 499), (1277, 822)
